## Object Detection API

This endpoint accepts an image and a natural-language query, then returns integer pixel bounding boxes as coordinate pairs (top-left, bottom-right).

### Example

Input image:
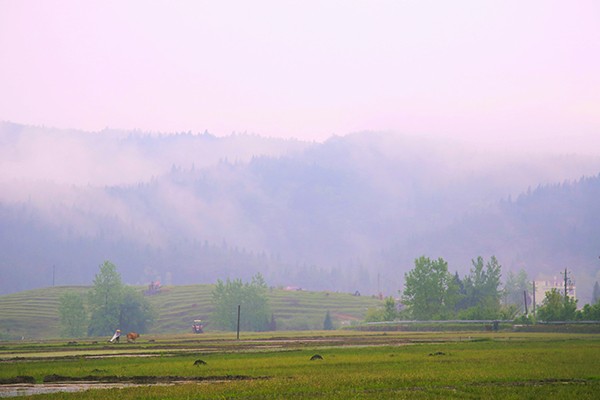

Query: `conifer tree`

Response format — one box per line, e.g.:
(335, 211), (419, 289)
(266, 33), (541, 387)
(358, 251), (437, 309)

(593, 281), (600, 304)
(323, 310), (334, 330)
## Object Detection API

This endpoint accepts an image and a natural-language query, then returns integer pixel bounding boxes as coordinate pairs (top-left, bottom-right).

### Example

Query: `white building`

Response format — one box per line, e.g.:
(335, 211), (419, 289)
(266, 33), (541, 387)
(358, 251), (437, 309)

(533, 276), (576, 307)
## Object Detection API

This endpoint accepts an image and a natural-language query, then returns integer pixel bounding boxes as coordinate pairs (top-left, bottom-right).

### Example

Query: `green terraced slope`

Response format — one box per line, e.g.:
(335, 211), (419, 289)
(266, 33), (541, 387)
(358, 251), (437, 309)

(0, 285), (383, 339)
(0, 286), (89, 340)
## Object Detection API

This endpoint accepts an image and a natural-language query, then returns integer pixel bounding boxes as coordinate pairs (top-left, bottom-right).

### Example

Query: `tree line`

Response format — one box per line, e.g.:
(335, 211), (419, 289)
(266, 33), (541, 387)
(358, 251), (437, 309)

(366, 255), (600, 323)
(59, 261), (155, 337)
(59, 257), (600, 339)
(60, 266), (335, 337)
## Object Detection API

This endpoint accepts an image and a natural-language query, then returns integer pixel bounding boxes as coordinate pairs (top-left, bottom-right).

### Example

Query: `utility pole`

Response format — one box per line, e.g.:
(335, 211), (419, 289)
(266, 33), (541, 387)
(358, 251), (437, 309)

(52, 265), (55, 287)
(561, 268), (572, 298)
(236, 304), (241, 340)
(532, 280), (536, 316)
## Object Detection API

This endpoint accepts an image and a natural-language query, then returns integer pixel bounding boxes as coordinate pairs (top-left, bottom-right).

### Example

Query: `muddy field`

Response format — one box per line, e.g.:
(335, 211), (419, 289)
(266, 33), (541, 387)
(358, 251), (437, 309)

(1, 331), (600, 399)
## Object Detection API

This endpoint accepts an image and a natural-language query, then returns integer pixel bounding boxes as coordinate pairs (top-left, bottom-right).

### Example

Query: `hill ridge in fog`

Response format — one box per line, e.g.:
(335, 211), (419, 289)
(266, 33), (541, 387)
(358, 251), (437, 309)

(1, 122), (599, 302)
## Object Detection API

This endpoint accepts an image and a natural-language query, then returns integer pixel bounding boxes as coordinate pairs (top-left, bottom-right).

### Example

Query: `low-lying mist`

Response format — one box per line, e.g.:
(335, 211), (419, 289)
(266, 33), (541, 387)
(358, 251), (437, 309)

(2, 122), (600, 303)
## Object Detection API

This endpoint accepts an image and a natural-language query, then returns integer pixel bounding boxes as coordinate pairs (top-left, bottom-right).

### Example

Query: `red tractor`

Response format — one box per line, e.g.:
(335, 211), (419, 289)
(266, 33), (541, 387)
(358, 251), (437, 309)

(192, 320), (204, 334)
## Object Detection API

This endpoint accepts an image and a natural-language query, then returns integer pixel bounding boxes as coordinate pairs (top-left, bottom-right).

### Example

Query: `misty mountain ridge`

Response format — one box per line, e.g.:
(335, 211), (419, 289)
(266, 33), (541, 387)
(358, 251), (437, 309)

(2, 122), (600, 303)
(0, 121), (312, 187)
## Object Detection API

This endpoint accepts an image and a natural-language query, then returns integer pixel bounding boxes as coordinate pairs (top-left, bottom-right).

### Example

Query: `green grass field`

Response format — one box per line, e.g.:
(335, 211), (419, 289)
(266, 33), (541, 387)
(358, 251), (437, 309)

(0, 285), (382, 339)
(1, 331), (599, 399)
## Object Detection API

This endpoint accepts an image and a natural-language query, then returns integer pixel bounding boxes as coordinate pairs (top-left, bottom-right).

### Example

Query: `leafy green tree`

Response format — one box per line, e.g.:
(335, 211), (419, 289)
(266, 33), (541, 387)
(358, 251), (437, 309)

(59, 292), (88, 337)
(502, 269), (530, 314)
(499, 304), (521, 321)
(401, 256), (457, 320)
(88, 261), (123, 336)
(323, 310), (334, 330)
(576, 302), (600, 320)
(382, 297), (398, 321)
(87, 261), (155, 336)
(363, 297), (398, 323)
(458, 256), (502, 319)
(212, 273), (270, 331)
(536, 288), (577, 321)
(364, 307), (384, 322)
(452, 271), (468, 313)
(118, 286), (155, 333)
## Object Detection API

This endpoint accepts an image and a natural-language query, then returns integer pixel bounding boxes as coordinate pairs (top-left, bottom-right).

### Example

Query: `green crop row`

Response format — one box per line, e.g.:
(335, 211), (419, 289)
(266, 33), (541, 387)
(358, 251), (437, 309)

(0, 332), (599, 399)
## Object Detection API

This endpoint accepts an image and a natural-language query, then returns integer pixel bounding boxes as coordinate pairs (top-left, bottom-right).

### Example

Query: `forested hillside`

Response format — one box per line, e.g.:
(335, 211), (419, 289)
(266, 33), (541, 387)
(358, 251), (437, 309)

(2, 122), (600, 301)
(385, 176), (600, 302)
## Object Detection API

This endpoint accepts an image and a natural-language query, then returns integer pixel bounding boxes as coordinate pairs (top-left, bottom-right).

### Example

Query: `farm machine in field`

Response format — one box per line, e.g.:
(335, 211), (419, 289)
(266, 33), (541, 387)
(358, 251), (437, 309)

(192, 319), (204, 333)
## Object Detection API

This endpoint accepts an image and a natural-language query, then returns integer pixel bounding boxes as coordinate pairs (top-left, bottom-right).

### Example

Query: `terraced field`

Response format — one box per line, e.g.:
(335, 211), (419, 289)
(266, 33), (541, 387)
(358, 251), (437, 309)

(267, 288), (379, 330)
(0, 285), (383, 339)
(0, 286), (89, 340)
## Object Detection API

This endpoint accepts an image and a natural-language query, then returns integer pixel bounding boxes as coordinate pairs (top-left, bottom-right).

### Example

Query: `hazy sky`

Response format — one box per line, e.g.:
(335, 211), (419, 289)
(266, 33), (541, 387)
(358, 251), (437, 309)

(1, 0), (599, 148)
